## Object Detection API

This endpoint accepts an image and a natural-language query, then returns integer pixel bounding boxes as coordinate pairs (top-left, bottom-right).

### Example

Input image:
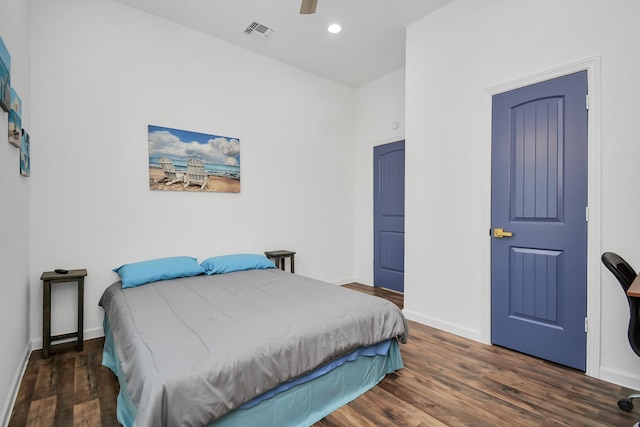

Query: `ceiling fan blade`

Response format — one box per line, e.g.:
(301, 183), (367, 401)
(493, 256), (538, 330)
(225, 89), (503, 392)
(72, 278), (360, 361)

(300, 0), (317, 14)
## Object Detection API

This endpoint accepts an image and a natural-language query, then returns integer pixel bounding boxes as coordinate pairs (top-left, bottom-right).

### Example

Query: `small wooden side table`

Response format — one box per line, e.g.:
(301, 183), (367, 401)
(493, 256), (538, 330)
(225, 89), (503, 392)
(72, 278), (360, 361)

(265, 250), (296, 273)
(41, 269), (87, 358)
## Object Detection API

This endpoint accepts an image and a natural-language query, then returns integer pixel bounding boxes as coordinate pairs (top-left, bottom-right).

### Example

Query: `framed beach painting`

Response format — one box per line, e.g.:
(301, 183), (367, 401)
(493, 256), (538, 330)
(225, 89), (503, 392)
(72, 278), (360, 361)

(0, 36), (10, 113)
(148, 125), (240, 193)
(20, 131), (30, 177)
(8, 88), (22, 147)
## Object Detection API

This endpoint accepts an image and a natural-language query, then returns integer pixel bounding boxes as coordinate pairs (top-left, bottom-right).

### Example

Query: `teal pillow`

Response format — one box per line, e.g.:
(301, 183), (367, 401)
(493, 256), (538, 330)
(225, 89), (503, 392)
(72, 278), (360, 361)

(113, 256), (205, 288)
(200, 254), (276, 275)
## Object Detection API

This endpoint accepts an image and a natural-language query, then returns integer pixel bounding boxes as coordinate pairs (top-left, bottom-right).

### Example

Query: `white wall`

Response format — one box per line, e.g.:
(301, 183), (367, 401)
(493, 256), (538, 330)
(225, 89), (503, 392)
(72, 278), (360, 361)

(14, 0), (640, 417)
(405, 0), (640, 387)
(0, 0), (31, 424)
(353, 68), (406, 285)
(29, 0), (356, 346)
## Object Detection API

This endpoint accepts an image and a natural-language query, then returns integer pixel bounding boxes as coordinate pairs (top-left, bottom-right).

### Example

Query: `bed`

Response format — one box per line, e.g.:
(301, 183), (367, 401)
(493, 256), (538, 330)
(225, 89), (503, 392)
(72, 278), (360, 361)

(99, 255), (408, 427)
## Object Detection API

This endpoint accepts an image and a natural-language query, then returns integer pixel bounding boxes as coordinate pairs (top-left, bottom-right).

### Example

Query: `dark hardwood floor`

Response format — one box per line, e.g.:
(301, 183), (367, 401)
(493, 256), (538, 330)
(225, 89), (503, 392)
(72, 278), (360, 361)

(8, 283), (640, 426)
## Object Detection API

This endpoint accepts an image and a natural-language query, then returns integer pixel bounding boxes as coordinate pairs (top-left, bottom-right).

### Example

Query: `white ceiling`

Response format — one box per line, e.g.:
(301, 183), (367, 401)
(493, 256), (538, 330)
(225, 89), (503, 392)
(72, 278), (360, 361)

(111, 0), (453, 88)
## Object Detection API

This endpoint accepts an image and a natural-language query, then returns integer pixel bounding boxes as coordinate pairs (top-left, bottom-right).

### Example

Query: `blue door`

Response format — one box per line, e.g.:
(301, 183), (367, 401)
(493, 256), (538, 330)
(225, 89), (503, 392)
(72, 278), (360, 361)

(374, 141), (405, 292)
(491, 71), (588, 371)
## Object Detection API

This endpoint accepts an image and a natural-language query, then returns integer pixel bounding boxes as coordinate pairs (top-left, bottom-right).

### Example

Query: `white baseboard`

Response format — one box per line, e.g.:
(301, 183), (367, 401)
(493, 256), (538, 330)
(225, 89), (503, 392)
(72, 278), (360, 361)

(331, 278), (360, 286)
(599, 365), (640, 391)
(1, 341), (31, 427)
(403, 309), (486, 344)
(30, 326), (105, 350)
(350, 277), (373, 287)
(83, 326), (105, 341)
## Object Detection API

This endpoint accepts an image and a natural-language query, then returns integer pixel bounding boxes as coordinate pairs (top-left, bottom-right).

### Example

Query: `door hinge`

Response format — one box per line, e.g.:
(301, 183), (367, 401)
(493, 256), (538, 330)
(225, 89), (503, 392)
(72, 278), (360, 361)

(585, 317), (589, 333)
(586, 94), (589, 110)
(585, 206), (589, 222)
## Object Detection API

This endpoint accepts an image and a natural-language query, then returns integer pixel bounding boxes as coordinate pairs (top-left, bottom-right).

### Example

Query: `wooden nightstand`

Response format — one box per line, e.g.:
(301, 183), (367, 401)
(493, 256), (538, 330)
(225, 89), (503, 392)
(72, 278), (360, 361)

(265, 250), (296, 273)
(41, 269), (87, 358)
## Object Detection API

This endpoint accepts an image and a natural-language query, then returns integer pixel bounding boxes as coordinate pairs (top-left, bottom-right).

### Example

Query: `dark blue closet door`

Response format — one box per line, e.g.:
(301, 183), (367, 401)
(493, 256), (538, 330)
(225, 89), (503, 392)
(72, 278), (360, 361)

(491, 71), (588, 371)
(374, 141), (405, 293)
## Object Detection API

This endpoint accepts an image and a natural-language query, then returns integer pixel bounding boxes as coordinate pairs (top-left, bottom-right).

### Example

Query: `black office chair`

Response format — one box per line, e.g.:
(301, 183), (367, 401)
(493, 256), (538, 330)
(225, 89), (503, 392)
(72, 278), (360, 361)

(601, 252), (640, 412)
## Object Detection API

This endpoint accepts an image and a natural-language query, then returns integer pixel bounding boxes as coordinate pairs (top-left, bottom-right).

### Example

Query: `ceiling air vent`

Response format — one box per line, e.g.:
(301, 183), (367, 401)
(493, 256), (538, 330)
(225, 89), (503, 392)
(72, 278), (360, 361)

(244, 21), (276, 41)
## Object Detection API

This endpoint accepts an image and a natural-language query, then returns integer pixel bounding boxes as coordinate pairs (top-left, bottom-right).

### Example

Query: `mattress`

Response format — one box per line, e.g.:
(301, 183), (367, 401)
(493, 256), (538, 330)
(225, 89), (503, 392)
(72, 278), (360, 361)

(99, 268), (408, 426)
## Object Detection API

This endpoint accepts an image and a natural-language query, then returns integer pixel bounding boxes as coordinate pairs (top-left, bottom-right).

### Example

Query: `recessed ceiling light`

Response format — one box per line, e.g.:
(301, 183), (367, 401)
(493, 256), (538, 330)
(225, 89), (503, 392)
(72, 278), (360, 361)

(328, 23), (342, 34)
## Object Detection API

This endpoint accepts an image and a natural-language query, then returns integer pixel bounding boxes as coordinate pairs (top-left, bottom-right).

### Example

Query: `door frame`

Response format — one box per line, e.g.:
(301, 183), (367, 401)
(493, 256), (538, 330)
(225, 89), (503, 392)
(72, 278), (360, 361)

(481, 57), (602, 378)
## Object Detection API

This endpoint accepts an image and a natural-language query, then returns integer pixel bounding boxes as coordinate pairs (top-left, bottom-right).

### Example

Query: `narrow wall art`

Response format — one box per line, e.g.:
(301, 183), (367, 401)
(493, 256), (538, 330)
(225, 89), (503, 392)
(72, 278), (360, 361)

(8, 88), (21, 147)
(148, 125), (240, 193)
(0, 36), (10, 113)
(20, 131), (30, 177)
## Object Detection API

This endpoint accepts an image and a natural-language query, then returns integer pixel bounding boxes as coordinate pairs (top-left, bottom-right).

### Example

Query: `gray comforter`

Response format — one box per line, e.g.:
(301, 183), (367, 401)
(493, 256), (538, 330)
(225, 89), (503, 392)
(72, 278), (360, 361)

(99, 268), (408, 427)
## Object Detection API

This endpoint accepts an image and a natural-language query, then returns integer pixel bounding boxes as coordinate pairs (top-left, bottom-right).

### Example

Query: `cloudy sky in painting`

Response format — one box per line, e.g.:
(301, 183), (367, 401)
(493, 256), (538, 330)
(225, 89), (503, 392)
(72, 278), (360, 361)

(148, 125), (240, 166)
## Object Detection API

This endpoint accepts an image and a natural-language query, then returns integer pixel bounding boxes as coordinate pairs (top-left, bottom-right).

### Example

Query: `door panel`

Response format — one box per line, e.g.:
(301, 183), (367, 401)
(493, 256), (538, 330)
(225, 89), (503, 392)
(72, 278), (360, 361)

(510, 248), (561, 325)
(374, 141), (405, 293)
(491, 71), (587, 371)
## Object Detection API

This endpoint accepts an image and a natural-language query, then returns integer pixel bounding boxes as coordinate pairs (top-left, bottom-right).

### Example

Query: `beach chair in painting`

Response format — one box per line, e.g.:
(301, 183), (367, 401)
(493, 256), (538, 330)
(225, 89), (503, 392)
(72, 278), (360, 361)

(156, 157), (184, 185)
(184, 158), (208, 190)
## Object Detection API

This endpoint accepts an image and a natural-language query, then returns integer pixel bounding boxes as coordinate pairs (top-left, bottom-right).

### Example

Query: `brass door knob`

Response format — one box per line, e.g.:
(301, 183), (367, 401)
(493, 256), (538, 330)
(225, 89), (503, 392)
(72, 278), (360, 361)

(493, 228), (513, 238)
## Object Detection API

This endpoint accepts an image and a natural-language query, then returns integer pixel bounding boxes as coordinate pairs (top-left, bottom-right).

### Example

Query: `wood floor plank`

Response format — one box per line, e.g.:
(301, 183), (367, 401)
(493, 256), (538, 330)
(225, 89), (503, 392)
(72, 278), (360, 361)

(74, 351), (98, 401)
(73, 399), (102, 427)
(9, 352), (42, 426)
(317, 403), (380, 427)
(52, 355), (76, 426)
(9, 283), (640, 427)
(95, 358), (119, 426)
(25, 395), (57, 427)
(358, 384), (449, 427)
(32, 358), (58, 401)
